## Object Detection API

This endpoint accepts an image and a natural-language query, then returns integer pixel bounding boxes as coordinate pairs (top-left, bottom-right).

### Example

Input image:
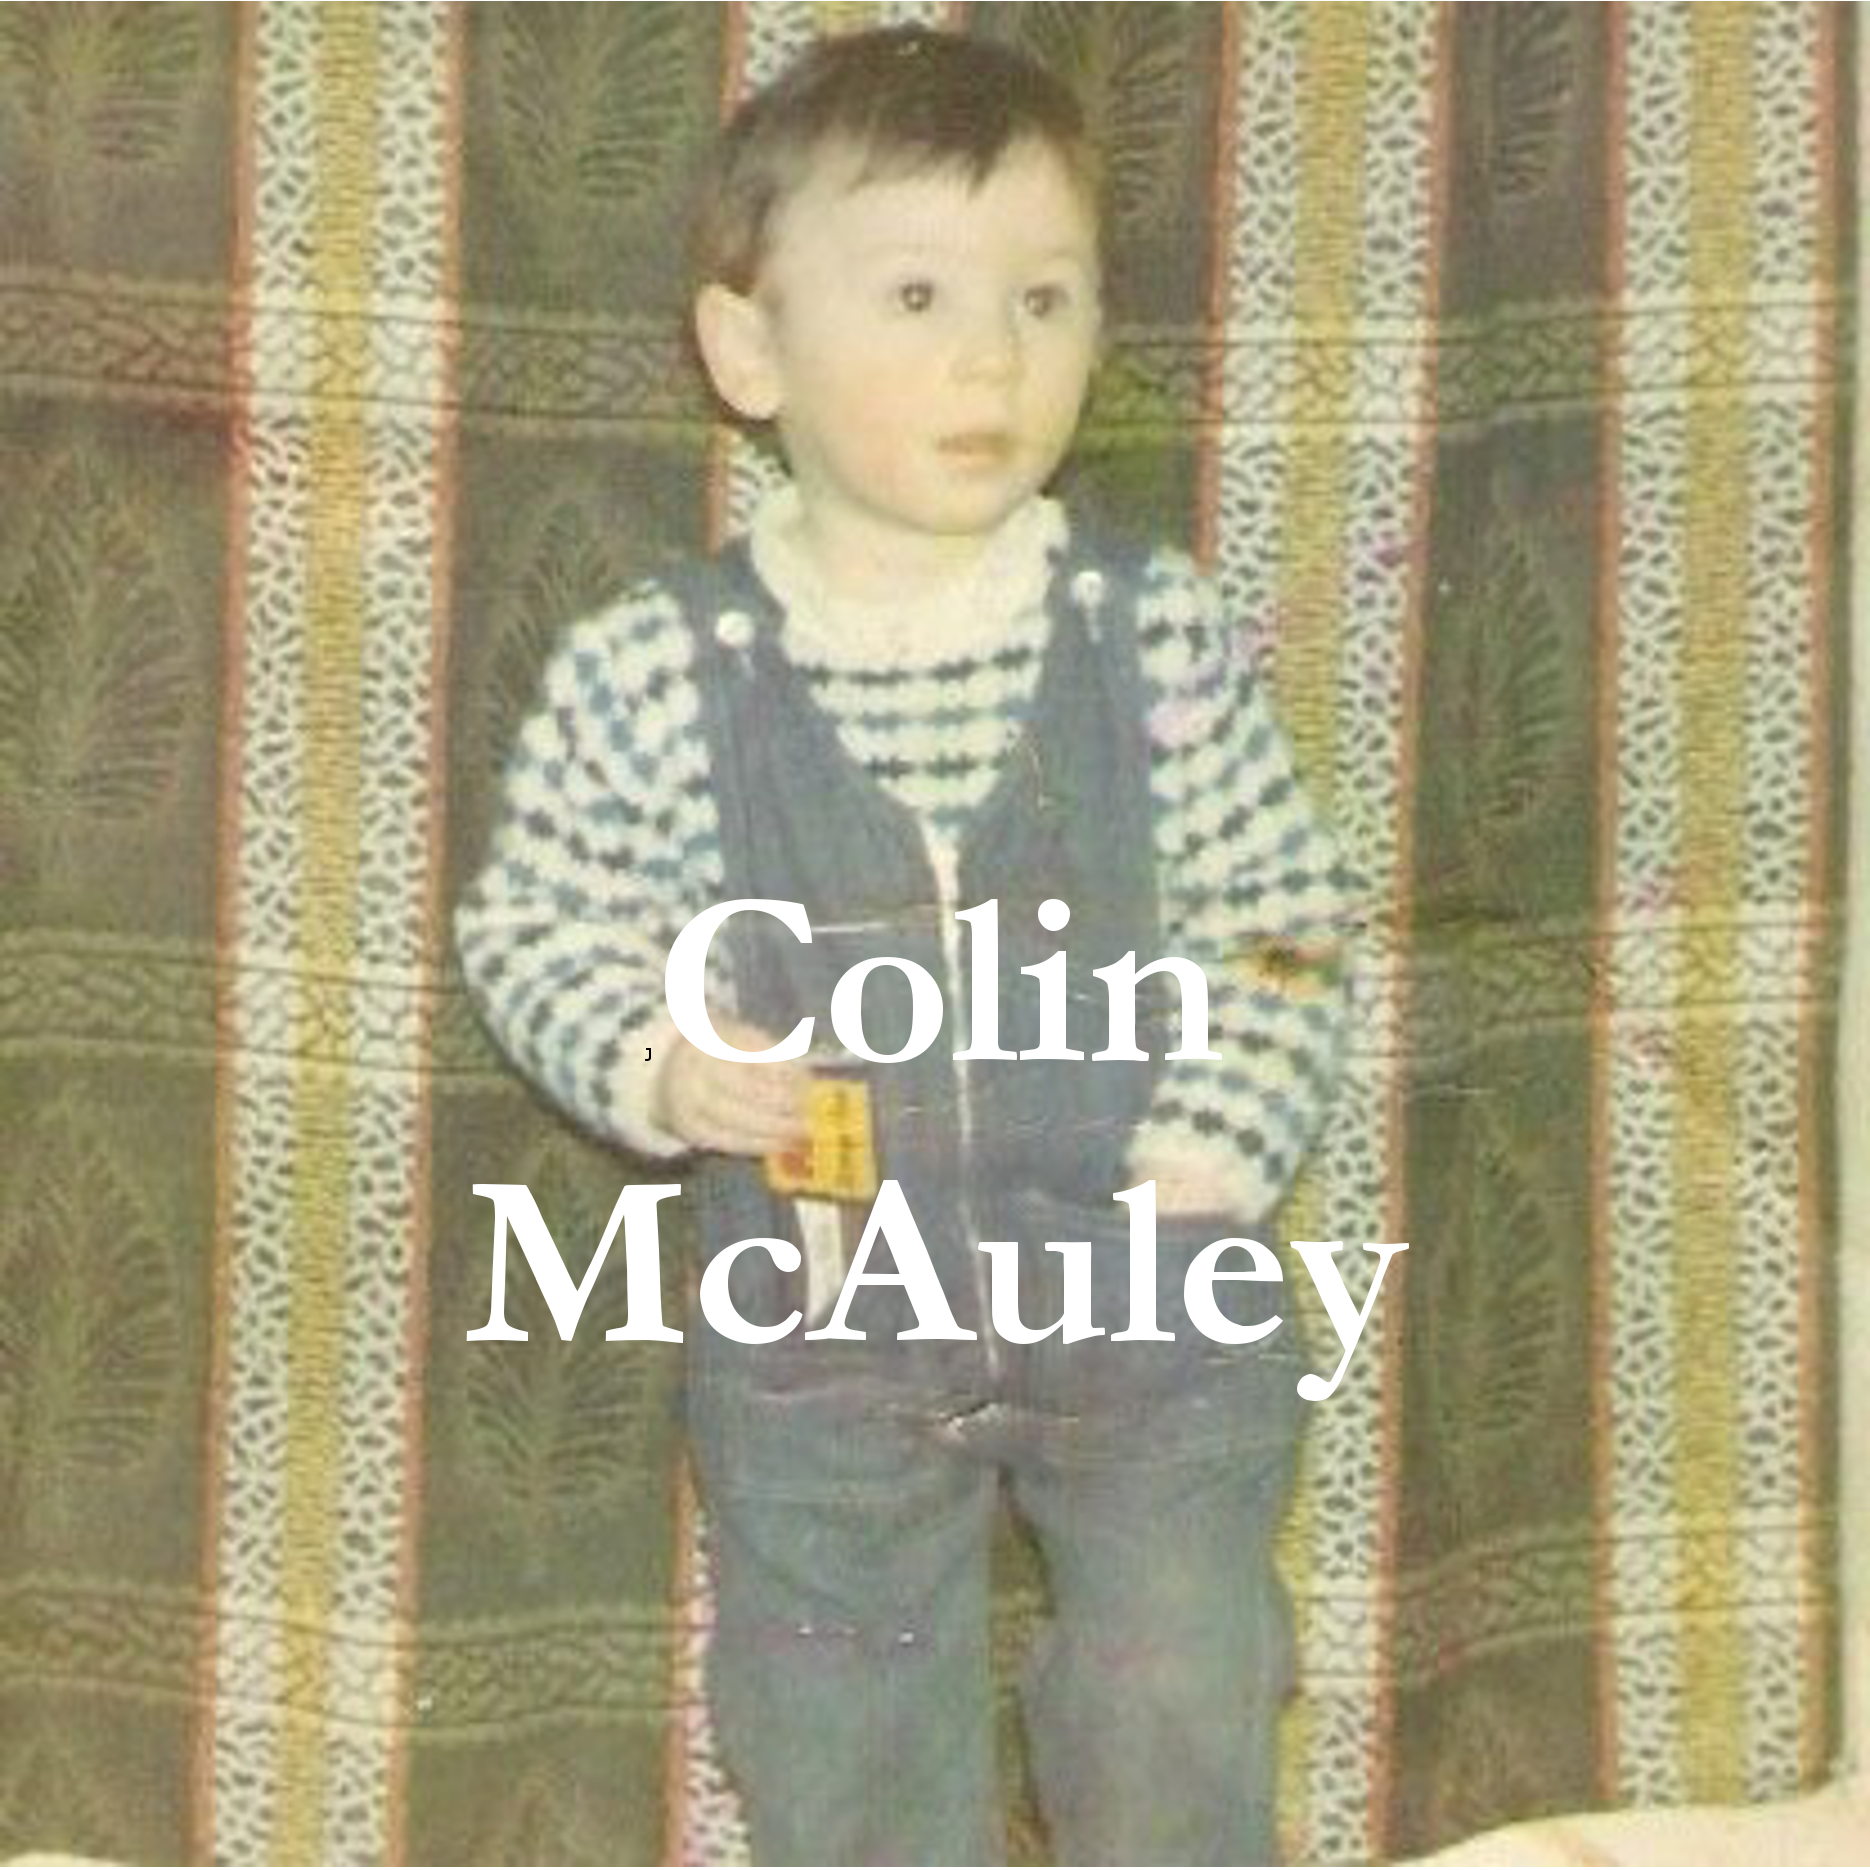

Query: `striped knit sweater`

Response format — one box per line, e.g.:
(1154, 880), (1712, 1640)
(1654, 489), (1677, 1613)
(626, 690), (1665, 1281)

(456, 490), (1355, 1224)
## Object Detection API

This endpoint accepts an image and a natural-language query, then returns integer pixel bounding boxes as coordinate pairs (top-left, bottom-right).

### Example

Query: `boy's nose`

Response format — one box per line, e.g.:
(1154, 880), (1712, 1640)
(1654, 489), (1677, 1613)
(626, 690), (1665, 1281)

(953, 310), (1020, 383)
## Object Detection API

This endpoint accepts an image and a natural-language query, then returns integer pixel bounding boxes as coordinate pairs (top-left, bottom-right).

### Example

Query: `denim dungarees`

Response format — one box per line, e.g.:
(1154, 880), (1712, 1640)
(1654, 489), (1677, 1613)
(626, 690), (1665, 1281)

(673, 532), (1304, 1866)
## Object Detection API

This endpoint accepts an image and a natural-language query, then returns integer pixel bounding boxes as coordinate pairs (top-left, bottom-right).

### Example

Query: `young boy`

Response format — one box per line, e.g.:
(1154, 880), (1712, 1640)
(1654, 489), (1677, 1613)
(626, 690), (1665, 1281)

(457, 27), (1353, 1866)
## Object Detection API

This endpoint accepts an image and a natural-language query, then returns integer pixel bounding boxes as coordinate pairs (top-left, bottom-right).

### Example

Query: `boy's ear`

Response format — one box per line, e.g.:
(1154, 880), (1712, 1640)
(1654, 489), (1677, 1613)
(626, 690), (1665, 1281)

(694, 284), (782, 422)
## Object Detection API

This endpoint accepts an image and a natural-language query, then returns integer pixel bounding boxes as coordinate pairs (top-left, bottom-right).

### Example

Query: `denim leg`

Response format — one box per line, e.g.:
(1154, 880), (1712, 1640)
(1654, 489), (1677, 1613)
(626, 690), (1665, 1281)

(690, 1369), (1002, 1866)
(1008, 1409), (1299, 1866)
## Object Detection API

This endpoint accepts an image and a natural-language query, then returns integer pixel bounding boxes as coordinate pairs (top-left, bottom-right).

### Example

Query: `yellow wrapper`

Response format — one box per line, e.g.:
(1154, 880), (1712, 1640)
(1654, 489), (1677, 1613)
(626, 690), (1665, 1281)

(765, 1075), (878, 1203)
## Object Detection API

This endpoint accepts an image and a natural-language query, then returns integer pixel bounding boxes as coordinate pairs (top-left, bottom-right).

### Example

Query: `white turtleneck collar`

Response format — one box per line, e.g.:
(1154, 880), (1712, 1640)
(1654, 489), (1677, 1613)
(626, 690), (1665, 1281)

(747, 483), (1066, 669)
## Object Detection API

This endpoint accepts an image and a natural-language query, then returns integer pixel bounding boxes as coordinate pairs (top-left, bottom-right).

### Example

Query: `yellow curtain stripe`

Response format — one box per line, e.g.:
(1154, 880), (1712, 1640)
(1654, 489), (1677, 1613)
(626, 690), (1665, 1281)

(1273, 10), (1374, 1848)
(815, 3), (879, 36)
(276, 6), (378, 1859)
(1274, 5), (1372, 799)
(1673, 1), (1754, 1803)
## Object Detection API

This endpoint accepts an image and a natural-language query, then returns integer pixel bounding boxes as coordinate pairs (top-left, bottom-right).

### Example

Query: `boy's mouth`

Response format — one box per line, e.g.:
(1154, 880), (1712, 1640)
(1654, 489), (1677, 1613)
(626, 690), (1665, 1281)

(937, 429), (1015, 463)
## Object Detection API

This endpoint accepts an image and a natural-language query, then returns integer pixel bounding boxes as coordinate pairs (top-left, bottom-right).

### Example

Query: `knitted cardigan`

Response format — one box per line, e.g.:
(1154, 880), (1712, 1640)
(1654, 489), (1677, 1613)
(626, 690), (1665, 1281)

(456, 493), (1355, 1225)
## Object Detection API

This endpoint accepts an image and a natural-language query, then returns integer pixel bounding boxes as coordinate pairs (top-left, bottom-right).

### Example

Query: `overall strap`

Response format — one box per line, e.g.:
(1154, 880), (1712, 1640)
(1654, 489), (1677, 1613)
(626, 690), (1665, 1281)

(1050, 526), (1163, 956)
(661, 541), (798, 1014)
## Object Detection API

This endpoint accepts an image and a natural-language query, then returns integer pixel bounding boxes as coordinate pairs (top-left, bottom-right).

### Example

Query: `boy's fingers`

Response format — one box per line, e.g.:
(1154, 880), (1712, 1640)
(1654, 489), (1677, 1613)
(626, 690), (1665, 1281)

(705, 1065), (806, 1120)
(690, 1076), (808, 1154)
(1154, 1177), (1224, 1217)
(703, 1104), (801, 1152)
(659, 1036), (813, 1155)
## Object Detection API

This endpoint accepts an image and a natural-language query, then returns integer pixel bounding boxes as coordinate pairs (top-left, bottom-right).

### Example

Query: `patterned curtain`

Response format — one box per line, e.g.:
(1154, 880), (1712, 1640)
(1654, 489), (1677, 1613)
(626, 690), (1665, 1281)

(0, 5), (1851, 1863)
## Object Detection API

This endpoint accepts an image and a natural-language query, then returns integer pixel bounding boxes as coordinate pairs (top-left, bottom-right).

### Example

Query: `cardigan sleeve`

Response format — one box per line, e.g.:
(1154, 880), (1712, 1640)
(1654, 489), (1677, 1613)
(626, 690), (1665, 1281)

(1124, 552), (1360, 1223)
(453, 585), (725, 1157)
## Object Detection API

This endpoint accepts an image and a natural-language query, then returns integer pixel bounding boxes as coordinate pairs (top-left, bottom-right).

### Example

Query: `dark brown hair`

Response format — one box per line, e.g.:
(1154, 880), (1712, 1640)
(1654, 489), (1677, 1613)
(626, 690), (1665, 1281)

(694, 26), (1098, 295)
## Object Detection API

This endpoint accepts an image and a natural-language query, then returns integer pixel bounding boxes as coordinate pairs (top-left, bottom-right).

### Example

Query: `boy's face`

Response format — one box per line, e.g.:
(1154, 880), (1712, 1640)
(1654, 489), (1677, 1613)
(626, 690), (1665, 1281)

(698, 138), (1101, 589)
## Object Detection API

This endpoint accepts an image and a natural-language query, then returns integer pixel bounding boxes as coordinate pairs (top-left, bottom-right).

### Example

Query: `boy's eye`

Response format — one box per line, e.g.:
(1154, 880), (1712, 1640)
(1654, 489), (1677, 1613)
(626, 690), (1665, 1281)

(1022, 283), (1071, 319)
(894, 279), (936, 313)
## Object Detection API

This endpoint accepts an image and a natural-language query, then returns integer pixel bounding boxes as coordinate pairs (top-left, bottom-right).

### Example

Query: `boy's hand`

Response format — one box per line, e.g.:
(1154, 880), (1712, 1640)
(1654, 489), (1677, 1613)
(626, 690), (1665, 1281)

(1127, 1138), (1251, 1221)
(652, 1015), (812, 1157)
(1153, 1172), (1238, 1218)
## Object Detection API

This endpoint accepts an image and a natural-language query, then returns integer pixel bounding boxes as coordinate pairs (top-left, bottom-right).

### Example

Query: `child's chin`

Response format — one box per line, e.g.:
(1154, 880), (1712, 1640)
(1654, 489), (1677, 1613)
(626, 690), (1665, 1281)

(911, 481), (1039, 536)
